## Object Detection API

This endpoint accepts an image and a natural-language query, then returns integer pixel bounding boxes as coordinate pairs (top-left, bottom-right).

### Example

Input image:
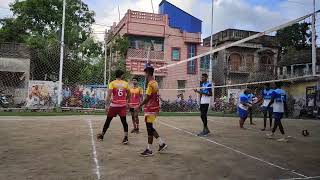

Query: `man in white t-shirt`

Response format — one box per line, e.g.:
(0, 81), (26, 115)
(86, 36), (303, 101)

(266, 82), (288, 142)
(194, 73), (212, 136)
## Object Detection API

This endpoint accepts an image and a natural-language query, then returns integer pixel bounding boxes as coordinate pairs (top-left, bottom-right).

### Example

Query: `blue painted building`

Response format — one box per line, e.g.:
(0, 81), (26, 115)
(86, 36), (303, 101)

(159, 0), (202, 34)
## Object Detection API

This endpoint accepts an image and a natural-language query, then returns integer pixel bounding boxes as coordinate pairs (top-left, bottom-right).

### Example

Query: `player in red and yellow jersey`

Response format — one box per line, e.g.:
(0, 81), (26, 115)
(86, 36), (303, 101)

(128, 77), (143, 134)
(97, 70), (130, 144)
(137, 65), (167, 157)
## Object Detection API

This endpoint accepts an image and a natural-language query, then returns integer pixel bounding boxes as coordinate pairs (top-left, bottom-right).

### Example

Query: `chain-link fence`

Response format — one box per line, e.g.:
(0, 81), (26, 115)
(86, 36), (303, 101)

(0, 0), (319, 119)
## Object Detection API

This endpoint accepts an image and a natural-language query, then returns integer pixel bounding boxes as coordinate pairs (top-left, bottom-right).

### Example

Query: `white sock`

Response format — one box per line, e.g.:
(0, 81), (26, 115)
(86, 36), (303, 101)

(158, 138), (164, 146)
(147, 144), (152, 150)
(124, 132), (128, 137)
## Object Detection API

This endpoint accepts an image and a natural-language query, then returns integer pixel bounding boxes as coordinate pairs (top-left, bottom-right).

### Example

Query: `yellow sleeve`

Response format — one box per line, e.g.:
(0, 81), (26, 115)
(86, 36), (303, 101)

(146, 83), (153, 96)
(124, 81), (129, 90)
(139, 87), (144, 95)
(108, 81), (114, 90)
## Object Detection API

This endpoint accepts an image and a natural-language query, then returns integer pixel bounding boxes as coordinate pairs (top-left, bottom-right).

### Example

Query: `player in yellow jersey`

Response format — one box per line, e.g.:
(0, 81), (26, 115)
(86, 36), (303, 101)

(97, 70), (130, 144)
(128, 77), (143, 134)
(137, 65), (167, 157)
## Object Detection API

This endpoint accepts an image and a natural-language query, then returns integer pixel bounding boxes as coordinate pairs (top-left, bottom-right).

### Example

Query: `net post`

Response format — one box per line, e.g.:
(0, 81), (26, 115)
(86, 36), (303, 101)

(312, 0), (316, 76)
(108, 45), (112, 85)
(57, 0), (66, 107)
(104, 43), (107, 86)
(209, 0), (215, 107)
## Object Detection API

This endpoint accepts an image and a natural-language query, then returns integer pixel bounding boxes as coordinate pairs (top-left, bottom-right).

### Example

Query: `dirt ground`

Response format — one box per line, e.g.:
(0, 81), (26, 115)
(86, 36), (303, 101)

(0, 115), (319, 180)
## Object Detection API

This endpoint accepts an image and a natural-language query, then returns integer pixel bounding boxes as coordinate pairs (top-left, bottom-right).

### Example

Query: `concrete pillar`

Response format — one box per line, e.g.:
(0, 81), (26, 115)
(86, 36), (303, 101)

(253, 51), (259, 72)
(283, 66), (287, 76)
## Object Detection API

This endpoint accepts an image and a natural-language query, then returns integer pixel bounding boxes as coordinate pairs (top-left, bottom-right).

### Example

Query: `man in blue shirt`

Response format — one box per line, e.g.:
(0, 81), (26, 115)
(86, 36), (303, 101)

(257, 83), (274, 131)
(194, 73), (212, 136)
(266, 82), (288, 142)
(238, 89), (252, 129)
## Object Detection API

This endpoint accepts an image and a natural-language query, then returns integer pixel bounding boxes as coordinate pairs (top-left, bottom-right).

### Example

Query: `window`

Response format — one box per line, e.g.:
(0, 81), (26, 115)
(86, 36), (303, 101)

(171, 47), (180, 61)
(228, 53), (242, 71)
(177, 80), (186, 93)
(260, 55), (273, 71)
(200, 55), (210, 71)
(187, 44), (197, 74)
(128, 36), (164, 51)
(246, 55), (254, 71)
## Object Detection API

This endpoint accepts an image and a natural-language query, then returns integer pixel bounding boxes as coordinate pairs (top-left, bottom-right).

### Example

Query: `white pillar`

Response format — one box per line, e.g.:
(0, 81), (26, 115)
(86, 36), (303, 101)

(104, 43), (107, 86)
(108, 45), (112, 85)
(209, 0), (214, 105)
(57, 0), (66, 107)
(312, 0), (316, 76)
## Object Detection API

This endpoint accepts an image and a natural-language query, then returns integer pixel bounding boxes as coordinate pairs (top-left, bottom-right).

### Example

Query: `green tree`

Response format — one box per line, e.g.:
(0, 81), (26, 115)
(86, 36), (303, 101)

(0, 0), (103, 84)
(0, 18), (27, 43)
(276, 22), (311, 54)
(109, 37), (131, 81)
(2, 0), (95, 47)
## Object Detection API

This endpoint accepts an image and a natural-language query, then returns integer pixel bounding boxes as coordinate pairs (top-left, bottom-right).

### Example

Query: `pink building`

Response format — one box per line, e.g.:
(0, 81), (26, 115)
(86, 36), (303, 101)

(106, 1), (209, 101)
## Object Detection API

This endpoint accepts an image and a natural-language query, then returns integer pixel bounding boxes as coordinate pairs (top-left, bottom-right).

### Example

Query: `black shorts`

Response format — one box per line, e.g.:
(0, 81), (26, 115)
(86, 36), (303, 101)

(129, 108), (135, 113)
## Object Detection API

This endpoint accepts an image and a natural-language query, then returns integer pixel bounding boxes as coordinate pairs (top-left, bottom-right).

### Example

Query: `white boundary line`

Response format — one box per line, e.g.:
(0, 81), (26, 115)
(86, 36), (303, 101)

(87, 119), (101, 180)
(159, 120), (308, 178)
(280, 176), (320, 180)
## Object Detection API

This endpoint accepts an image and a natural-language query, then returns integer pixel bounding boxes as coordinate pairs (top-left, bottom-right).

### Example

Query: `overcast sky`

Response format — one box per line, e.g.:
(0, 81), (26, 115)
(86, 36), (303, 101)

(0, 0), (319, 41)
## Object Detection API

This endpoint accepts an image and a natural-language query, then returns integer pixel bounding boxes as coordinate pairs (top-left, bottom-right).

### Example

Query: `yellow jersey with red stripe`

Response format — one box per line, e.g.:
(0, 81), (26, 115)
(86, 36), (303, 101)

(128, 87), (143, 108)
(109, 80), (129, 107)
(144, 80), (160, 115)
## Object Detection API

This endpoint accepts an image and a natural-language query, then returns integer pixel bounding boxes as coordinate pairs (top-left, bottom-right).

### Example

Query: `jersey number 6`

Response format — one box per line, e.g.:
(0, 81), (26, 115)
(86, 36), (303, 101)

(118, 89), (124, 97)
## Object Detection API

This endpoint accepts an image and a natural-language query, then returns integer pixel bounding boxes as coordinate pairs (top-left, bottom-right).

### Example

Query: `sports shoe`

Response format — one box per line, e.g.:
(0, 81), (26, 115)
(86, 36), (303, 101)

(261, 128), (266, 131)
(277, 137), (288, 142)
(135, 129), (140, 134)
(197, 131), (208, 137)
(204, 128), (211, 135)
(97, 133), (104, 141)
(266, 133), (275, 139)
(122, 136), (129, 144)
(140, 149), (153, 157)
(130, 129), (136, 133)
(158, 143), (168, 152)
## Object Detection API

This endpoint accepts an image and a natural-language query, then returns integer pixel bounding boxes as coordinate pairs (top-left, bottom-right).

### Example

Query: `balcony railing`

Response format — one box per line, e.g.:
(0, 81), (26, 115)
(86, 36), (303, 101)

(183, 32), (201, 43)
(127, 48), (164, 61)
(259, 64), (275, 72)
(279, 70), (315, 79)
(130, 10), (165, 22)
(228, 65), (250, 73)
